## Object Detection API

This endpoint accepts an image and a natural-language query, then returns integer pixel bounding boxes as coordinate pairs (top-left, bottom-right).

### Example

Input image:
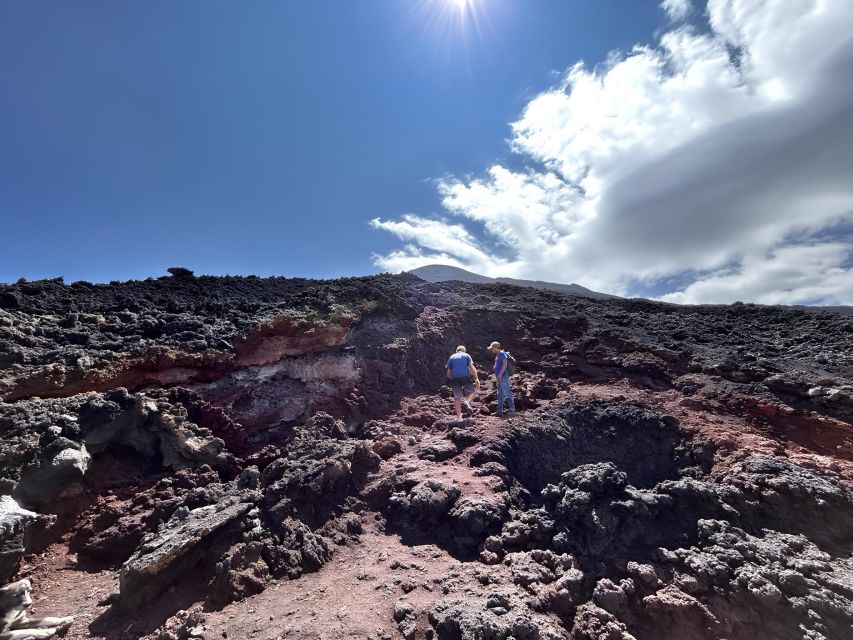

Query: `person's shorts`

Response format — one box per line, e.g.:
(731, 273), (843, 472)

(450, 376), (475, 399)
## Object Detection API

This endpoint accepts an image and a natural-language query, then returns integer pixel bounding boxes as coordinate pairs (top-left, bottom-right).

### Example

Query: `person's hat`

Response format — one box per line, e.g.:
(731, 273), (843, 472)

(488, 341), (501, 350)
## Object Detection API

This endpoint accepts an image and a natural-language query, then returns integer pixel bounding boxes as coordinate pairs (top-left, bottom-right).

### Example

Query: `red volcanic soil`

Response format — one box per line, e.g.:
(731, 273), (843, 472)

(1, 273), (852, 640)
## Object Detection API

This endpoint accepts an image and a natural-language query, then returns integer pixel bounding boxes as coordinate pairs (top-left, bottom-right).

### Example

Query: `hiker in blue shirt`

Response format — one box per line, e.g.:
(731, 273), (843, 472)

(489, 341), (515, 418)
(445, 346), (480, 421)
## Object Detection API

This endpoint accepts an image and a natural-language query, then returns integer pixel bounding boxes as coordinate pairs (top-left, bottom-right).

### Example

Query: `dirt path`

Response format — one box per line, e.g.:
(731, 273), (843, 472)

(16, 390), (505, 637)
(18, 377), (853, 639)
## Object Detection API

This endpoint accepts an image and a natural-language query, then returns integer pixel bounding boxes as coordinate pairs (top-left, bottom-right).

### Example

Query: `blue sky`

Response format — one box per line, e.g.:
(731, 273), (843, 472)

(0, 0), (663, 283)
(2, 1), (851, 305)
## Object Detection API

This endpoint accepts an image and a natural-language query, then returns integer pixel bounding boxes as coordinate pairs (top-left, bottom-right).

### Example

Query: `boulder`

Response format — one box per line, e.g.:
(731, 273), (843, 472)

(417, 440), (458, 462)
(428, 598), (563, 640)
(118, 486), (260, 611)
(389, 480), (461, 525)
(448, 495), (508, 538)
(0, 496), (55, 583)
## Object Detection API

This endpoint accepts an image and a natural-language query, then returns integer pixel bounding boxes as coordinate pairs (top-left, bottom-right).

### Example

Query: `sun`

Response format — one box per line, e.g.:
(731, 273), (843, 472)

(409, 0), (498, 55)
(448, 0), (478, 14)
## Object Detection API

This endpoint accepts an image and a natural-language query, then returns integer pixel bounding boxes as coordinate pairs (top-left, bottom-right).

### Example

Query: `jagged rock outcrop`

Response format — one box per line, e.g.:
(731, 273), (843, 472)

(0, 389), (230, 511)
(118, 482), (261, 612)
(428, 597), (565, 640)
(0, 497), (53, 584)
(0, 273), (850, 639)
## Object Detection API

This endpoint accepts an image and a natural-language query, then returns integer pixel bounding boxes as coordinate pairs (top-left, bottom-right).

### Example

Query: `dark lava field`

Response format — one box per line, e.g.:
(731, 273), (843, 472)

(1, 271), (852, 640)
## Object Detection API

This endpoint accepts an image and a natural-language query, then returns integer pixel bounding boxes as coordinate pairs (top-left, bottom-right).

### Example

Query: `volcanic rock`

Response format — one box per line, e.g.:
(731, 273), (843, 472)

(0, 496), (54, 583)
(117, 483), (260, 611)
(0, 273), (850, 639)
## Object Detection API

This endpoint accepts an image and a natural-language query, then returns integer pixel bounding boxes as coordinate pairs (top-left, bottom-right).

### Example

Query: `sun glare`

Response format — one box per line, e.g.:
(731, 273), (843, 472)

(448, 0), (481, 17)
(410, 0), (498, 55)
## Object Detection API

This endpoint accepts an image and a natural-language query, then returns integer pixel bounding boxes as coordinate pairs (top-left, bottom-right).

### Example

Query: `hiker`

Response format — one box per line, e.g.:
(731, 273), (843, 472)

(488, 341), (515, 417)
(445, 345), (480, 420)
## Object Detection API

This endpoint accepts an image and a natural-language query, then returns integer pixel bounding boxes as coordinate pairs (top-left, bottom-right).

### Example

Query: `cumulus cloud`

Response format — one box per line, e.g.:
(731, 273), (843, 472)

(662, 0), (693, 21)
(372, 0), (853, 305)
(369, 214), (497, 273)
(660, 241), (853, 305)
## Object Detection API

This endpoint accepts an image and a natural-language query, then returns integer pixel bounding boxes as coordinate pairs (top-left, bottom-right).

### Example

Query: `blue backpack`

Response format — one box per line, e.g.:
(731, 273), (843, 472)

(504, 351), (517, 376)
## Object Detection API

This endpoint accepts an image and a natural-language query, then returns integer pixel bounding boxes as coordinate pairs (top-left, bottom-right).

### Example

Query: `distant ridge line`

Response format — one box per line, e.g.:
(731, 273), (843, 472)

(407, 264), (617, 300)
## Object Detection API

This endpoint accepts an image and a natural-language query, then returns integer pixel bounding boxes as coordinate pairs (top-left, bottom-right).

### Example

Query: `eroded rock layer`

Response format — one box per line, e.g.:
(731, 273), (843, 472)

(0, 272), (851, 639)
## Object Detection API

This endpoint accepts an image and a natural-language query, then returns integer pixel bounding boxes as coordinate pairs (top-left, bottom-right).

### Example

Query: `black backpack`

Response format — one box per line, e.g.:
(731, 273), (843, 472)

(504, 351), (517, 376)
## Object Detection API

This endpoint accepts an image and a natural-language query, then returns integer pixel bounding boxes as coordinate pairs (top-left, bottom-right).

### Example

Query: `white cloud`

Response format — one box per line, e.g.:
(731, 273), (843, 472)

(660, 242), (853, 305)
(662, 0), (692, 21)
(370, 214), (495, 270)
(372, 0), (853, 305)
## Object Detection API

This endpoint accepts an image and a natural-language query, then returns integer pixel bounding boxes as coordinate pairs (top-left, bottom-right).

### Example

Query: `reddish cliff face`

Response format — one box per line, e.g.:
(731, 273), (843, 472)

(0, 273), (851, 640)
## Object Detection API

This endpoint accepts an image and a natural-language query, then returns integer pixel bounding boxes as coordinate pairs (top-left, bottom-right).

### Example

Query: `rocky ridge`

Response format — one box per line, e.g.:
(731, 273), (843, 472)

(0, 272), (851, 639)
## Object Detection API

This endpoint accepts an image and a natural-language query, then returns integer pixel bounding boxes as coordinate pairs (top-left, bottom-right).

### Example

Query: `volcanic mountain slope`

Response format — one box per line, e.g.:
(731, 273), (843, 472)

(0, 271), (852, 640)
(408, 265), (616, 300)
